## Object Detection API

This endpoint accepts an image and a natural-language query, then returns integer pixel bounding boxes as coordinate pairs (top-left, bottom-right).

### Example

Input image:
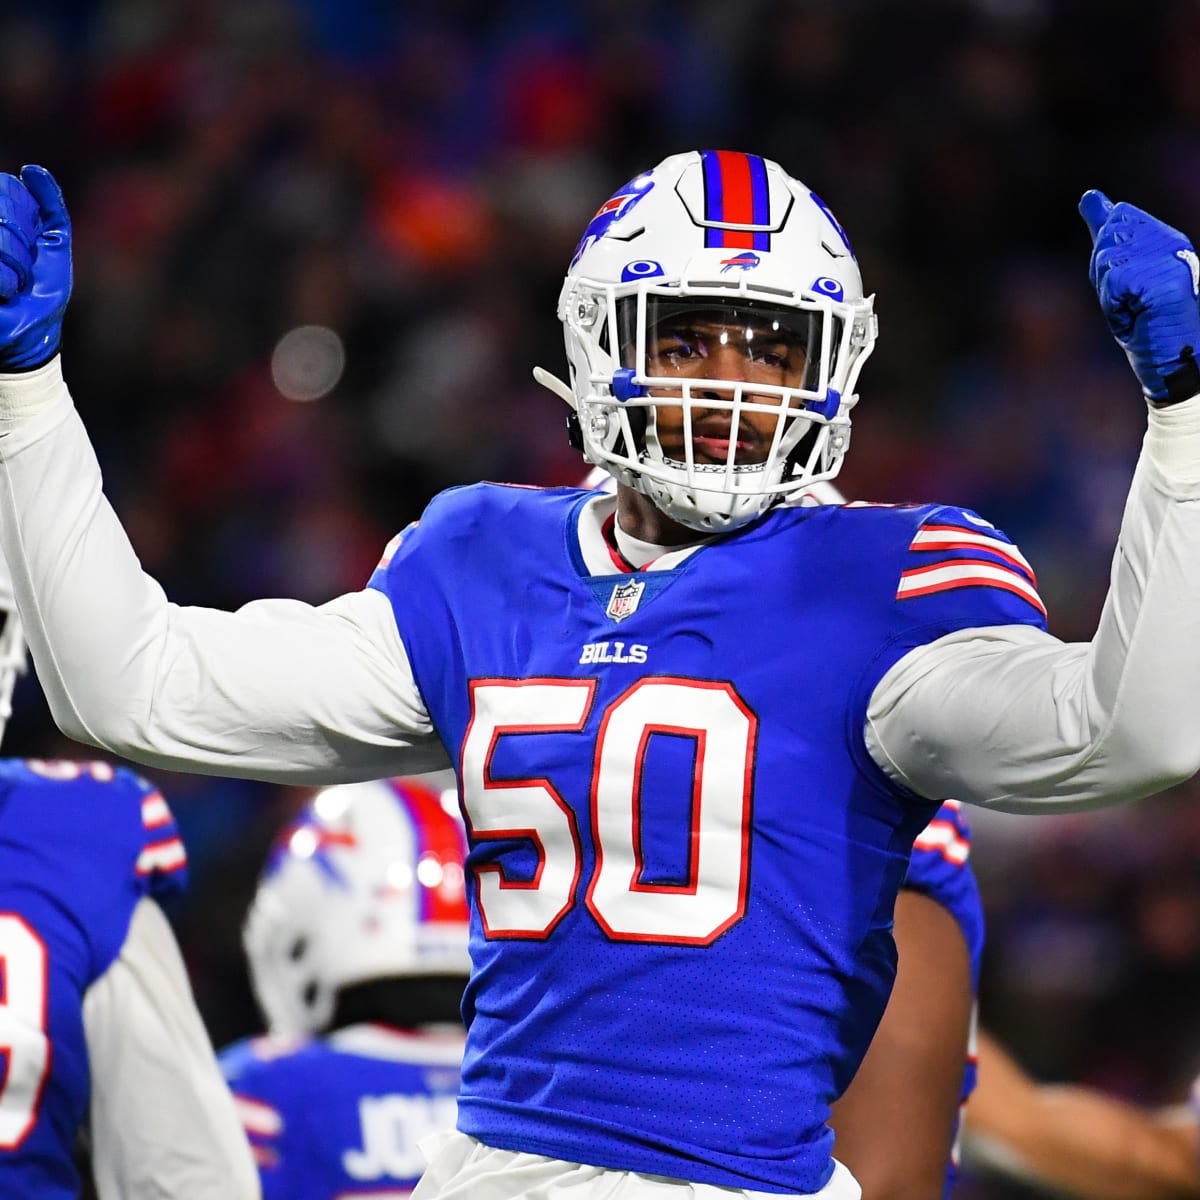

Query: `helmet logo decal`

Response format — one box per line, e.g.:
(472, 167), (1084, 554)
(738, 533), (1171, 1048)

(809, 191), (854, 255)
(720, 252), (760, 273)
(265, 816), (357, 887)
(701, 150), (771, 251)
(621, 259), (665, 282)
(570, 174), (657, 268)
(811, 276), (845, 301)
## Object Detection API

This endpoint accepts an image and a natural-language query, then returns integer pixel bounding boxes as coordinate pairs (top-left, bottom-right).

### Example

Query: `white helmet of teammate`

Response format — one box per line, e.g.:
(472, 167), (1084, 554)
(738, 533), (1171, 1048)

(243, 776), (472, 1038)
(538, 150), (877, 533)
(0, 549), (28, 747)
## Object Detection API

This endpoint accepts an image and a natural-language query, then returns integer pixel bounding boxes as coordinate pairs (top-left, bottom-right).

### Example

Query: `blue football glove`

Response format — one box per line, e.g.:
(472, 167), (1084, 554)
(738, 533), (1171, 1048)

(1080, 189), (1200, 405)
(0, 165), (72, 372)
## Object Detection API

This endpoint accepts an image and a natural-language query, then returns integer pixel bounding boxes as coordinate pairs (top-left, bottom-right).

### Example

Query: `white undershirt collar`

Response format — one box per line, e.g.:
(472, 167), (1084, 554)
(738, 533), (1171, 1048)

(575, 493), (711, 576)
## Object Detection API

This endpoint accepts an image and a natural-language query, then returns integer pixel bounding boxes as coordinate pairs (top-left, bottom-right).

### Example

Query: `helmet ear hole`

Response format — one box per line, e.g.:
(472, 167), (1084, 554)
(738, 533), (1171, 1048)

(784, 421), (822, 480)
(288, 935), (308, 961)
(567, 412), (585, 453)
(302, 979), (319, 1009)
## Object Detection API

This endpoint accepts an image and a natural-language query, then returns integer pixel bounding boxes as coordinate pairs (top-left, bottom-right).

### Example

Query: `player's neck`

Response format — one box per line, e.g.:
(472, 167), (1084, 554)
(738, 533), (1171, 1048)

(615, 484), (707, 549)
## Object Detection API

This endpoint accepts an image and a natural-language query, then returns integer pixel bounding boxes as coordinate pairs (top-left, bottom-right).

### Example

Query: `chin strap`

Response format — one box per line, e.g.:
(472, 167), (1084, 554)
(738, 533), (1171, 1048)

(532, 366), (576, 409)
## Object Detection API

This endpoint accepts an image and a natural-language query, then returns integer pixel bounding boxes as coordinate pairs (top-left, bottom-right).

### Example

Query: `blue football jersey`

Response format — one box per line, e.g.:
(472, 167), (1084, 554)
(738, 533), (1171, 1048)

(0, 758), (187, 1199)
(368, 484), (1045, 1193)
(220, 1026), (464, 1199)
(905, 800), (986, 1198)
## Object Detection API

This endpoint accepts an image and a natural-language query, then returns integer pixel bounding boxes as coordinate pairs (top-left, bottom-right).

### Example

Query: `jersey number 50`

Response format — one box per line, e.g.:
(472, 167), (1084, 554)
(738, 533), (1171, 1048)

(461, 677), (755, 945)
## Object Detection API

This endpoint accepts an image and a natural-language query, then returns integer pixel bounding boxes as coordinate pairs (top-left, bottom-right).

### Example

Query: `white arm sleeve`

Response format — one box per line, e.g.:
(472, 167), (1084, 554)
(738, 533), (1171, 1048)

(84, 898), (261, 1200)
(868, 398), (1200, 812)
(0, 360), (449, 783)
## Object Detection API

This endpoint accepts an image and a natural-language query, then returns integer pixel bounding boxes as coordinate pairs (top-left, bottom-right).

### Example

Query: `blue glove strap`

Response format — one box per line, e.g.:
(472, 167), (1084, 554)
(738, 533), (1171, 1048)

(1164, 347), (1200, 406)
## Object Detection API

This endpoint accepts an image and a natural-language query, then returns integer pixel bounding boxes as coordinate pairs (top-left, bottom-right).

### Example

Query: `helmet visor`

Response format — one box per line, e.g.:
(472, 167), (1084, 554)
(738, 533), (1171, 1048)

(613, 294), (840, 473)
(617, 294), (836, 396)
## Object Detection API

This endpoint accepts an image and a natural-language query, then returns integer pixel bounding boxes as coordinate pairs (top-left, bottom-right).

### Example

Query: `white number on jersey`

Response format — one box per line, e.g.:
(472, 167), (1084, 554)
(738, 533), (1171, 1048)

(461, 677), (755, 944)
(0, 914), (50, 1148)
(342, 1093), (458, 1180)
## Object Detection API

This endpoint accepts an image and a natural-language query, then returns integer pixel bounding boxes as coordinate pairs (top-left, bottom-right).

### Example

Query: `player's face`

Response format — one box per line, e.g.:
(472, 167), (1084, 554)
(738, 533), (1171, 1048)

(643, 310), (808, 467)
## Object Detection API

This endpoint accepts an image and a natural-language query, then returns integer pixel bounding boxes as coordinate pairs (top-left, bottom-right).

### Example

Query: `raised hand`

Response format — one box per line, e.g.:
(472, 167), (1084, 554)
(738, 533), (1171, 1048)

(0, 165), (72, 372)
(1080, 190), (1200, 405)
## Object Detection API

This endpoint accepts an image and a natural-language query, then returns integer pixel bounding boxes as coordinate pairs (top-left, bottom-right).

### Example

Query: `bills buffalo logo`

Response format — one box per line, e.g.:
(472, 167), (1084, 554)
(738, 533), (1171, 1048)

(571, 174), (657, 267)
(264, 816), (357, 886)
(720, 252), (760, 273)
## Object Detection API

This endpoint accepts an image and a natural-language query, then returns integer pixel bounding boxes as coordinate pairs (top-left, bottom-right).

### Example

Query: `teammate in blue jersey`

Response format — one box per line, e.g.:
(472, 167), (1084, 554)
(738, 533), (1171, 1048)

(1, 153), (1200, 1198)
(759, 479), (983, 1200)
(830, 799), (983, 1200)
(0, 557), (258, 1197)
(220, 775), (472, 1200)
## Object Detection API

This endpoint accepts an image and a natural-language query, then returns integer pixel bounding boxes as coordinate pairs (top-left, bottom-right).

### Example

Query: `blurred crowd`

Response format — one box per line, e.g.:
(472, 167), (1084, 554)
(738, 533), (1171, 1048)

(3, 1), (1200, 1194)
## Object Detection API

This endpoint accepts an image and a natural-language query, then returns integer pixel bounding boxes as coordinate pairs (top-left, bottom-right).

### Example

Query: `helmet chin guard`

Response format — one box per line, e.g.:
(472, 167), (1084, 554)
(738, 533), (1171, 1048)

(548, 150), (877, 533)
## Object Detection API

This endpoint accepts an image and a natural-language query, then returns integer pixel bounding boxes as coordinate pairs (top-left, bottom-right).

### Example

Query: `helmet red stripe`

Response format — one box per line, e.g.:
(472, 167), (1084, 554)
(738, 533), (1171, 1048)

(715, 150), (754, 248)
(388, 778), (469, 924)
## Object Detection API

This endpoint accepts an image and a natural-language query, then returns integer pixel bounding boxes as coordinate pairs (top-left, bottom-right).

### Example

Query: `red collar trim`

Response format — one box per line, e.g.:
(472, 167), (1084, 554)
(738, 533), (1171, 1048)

(600, 512), (657, 573)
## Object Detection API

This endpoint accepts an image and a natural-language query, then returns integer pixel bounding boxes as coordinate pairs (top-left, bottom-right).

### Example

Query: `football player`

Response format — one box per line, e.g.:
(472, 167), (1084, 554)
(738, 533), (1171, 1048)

(220, 775), (471, 1199)
(0, 555), (258, 1196)
(0, 154), (1199, 1199)
(830, 797), (982, 1200)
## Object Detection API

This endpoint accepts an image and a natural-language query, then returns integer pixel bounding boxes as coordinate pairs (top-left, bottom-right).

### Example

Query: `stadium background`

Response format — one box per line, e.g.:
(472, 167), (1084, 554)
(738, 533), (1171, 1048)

(3, 1), (1200, 1193)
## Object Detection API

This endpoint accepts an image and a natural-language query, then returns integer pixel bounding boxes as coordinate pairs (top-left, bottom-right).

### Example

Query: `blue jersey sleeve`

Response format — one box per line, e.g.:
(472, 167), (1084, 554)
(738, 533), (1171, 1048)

(903, 800), (986, 990)
(903, 800), (986, 1199)
(842, 502), (1049, 795)
(891, 505), (1046, 627)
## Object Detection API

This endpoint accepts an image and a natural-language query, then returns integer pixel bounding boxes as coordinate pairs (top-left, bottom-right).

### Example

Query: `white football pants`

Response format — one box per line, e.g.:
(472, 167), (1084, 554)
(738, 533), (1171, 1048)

(411, 1132), (861, 1200)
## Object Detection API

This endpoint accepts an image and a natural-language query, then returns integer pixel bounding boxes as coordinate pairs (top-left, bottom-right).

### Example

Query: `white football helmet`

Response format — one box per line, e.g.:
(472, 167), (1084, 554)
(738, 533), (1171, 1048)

(243, 776), (472, 1038)
(541, 150), (877, 533)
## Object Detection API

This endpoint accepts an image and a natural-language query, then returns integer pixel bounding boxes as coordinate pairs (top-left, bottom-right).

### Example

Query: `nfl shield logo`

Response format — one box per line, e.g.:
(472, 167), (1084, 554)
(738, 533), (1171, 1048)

(606, 580), (645, 622)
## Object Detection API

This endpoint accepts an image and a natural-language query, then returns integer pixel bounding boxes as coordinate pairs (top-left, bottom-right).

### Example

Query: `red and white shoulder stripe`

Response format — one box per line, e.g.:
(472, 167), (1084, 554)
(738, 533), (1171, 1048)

(135, 792), (186, 878)
(912, 814), (971, 866)
(137, 790), (187, 875)
(234, 1092), (284, 1137)
(374, 521), (419, 571)
(140, 790), (173, 829)
(232, 1093), (283, 1167)
(897, 519), (1045, 617)
(136, 836), (187, 876)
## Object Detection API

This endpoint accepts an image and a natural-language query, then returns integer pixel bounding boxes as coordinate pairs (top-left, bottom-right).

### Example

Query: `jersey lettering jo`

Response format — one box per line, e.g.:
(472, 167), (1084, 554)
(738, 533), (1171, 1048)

(220, 1025), (464, 1200)
(369, 484), (1044, 1194)
(0, 759), (186, 1199)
